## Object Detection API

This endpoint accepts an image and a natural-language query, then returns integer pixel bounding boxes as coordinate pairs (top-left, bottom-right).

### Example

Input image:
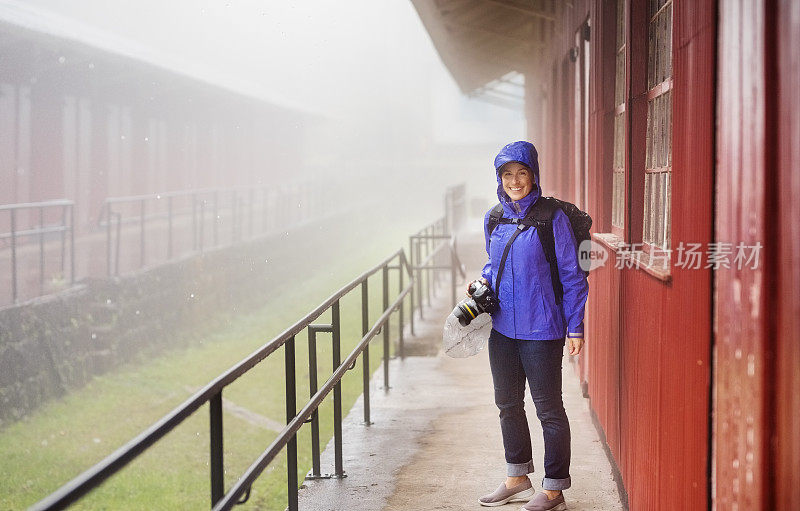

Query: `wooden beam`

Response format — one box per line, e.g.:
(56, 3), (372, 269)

(482, 0), (555, 21)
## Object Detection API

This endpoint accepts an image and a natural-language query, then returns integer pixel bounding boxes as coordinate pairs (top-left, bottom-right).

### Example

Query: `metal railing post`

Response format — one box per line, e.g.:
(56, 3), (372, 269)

(140, 199), (146, 267)
(331, 301), (344, 478)
(308, 329), (321, 477)
(199, 201), (205, 253)
(285, 335), (298, 511)
(361, 280), (372, 425)
(38, 206), (45, 295)
(209, 391), (224, 507)
(212, 191), (219, 247)
(425, 228), (432, 306)
(192, 193), (198, 251)
(382, 265), (390, 391)
(402, 250), (415, 336)
(114, 213), (121, 276)
(10, 208), (17, 302)
(167, 196), (173, 260)
(106, 204), (112, 276)
(415, 237), (423, 319)
(60, 205), (66, 277)
(69, 205), (75, 285)
(398, 257), (405, 358)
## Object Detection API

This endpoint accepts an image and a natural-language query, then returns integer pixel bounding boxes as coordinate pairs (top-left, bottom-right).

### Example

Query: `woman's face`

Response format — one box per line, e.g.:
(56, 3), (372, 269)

(500, 162), (533, 201)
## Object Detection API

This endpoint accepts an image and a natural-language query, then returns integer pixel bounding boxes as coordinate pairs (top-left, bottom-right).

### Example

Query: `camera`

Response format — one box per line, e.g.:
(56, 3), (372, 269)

(452, 280), (497, 326)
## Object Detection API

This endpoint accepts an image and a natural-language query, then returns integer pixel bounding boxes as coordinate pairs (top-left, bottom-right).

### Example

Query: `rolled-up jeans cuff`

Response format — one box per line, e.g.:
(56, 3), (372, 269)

(506, 460), (534, 477)
(541, 476), (571, 491)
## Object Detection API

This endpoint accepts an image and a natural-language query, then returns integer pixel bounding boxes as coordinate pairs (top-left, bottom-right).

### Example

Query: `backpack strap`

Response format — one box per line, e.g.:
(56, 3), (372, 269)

(494, 223), (529, 295)
(528, 197), (564, 305)
(486, 203), (504, 235)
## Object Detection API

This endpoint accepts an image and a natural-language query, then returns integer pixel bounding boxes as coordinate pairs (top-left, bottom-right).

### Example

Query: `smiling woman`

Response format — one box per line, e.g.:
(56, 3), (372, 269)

(475, 141), (588, 511)
(500, 162), (534, 202)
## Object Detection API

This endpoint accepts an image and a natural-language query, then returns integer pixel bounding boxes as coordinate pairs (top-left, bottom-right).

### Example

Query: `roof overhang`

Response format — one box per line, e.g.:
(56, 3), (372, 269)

(411, 0), (555, 106)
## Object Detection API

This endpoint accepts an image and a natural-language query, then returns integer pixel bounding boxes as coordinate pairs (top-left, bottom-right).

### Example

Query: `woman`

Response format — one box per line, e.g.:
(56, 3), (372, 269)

(475, 141), (588, 511)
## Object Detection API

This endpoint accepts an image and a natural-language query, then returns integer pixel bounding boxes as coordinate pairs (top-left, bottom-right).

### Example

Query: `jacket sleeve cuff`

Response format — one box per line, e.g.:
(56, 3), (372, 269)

(567, 331), (583, 339)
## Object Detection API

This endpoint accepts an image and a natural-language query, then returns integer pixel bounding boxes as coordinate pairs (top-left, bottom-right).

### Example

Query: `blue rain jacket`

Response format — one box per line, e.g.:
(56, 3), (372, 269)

(481, 141), (588, 341)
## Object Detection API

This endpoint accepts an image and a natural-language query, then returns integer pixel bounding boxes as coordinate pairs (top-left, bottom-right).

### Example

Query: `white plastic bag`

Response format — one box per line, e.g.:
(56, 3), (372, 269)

(442, 312), (492, 358)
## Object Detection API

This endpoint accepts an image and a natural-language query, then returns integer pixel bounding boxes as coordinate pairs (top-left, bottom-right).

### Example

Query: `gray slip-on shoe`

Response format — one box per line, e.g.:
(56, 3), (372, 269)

(478, 480), (534, 507)
(520, 491), (567, 511)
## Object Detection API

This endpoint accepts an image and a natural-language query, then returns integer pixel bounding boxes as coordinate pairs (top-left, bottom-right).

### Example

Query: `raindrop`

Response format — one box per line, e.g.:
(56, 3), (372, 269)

(120, 135), (126, 140)
(190, 293), (195, 299)
(93, 438), (101, 444)
(88, 62), (95, 69)
(91, 333), (97, 340)
(106, 298), (112, 305)
(41, 440), (48, 447)
(135, 310), (140, 315)
(58, 56), (66, 64)
(144, 137), (149, 142)
(156, 194), (161, 199)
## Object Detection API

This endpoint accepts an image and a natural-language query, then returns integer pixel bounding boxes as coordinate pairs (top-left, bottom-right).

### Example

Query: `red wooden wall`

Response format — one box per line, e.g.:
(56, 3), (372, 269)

(715, 0), (800, 508)
(531, 1), (715, 509)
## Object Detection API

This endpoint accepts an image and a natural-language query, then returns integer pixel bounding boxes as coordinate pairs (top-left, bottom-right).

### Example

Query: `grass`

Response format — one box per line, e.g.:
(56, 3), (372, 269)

(0, 213), (438, 510)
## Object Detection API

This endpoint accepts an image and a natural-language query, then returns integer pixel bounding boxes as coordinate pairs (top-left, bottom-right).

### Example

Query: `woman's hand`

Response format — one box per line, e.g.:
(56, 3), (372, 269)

(568, 338), (585, 355)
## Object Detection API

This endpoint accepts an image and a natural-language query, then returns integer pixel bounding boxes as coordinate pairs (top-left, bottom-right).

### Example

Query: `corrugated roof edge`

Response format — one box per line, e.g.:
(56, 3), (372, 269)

(0, 0), (321, 117)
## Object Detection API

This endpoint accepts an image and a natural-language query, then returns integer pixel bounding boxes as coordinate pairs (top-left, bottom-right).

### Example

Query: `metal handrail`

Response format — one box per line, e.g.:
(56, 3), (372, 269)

(98, 184), (316, 276)
(31, 228), (459, 511)
(0, 199), (75, 304)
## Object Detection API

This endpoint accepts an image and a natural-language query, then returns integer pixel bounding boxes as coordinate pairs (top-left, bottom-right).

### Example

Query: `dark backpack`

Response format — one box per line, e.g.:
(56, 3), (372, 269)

(486, 197), (592, 305)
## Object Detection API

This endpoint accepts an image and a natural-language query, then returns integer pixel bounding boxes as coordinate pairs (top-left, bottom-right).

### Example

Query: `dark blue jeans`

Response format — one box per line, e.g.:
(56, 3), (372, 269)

(488, 329), (571, 491)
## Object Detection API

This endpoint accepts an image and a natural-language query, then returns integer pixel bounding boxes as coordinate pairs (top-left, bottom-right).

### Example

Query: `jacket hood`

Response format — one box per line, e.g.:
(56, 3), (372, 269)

(493, 141), (541, 214)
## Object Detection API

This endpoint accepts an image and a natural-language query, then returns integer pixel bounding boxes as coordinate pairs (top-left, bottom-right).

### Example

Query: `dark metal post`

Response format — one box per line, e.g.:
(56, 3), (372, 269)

(231, 191), (238, 245)
(249, 188), (254, 238)
(39, 206), (44, 295)
(140, 199), (146, 268)
(69, 205), (75, 285)
(402, 250), (415, 336)
(60, 205), (67, 276)
(192, 193), (198, 251)
(167, 196), (173, 260)
(285, 335), (298, 511)
(199, 201), (205, 253)
(361, 280), (372, 425)
(10, 208), (17, 302)
(209, 391), (224, 507)
(106, 204), (112, 276)
(212, 191), (219, 247)
(114, 213), (121, 276)
(398, 257), (405, 358)
(308, 329), (321, 477)
(425, 229), (432, 306)
(331, 301), (344, 477)
(382, 265), (390, 391)
(415, 237), (424, 319)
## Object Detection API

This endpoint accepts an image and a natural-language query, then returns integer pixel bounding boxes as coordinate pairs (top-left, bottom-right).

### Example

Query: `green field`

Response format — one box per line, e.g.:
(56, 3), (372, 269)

(0, 215), (440, 510)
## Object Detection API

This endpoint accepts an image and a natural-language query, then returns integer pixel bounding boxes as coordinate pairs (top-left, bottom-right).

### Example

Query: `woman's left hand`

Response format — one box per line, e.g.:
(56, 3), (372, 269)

(568, 338), (585, 356)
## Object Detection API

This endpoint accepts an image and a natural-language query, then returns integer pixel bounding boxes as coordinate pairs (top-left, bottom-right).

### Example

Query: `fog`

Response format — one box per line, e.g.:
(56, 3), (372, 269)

(0, 3), (524, 506)
(15, 0), (523, 194)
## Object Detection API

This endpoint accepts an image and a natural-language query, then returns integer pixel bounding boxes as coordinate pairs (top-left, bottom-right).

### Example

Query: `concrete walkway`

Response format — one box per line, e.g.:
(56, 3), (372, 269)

(297, 231), (623, 511)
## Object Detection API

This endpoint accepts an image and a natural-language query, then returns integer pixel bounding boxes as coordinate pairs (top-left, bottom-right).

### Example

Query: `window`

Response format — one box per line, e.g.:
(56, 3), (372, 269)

(611, 0), (626, 232)
(642, 0), (672, 251)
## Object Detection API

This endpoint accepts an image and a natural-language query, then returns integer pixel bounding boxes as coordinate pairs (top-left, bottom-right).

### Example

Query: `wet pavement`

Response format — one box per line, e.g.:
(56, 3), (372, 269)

(297, 229), (623, 511)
